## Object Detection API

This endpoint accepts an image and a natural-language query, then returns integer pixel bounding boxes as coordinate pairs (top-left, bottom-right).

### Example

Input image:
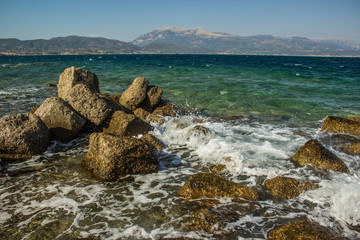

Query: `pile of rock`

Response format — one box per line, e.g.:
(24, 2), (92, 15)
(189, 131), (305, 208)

(0, 66), (179, 180)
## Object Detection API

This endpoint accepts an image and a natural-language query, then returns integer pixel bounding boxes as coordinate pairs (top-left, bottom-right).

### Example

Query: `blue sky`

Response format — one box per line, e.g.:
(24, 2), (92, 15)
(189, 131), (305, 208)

(1, 0), (359, 43)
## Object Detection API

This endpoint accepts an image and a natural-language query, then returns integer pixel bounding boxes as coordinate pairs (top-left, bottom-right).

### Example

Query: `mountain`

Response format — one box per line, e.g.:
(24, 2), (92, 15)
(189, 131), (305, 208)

(132, 26), (360, 56)
(0, 36), (141, 55)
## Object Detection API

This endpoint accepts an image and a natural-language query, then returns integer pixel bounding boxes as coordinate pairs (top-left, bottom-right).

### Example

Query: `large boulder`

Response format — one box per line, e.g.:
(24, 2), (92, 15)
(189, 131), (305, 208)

(0, 113), (49, 161)
(267, 219), (345, 240)
(264, 176), (318, 199)
(58, 67), (99, 101)
(119, 77), (149, 111)
(152, 99), (181, 117)
(103, 111), (153, 137)
(133, 108), (164, 125)
(84, 132), (159, 181)
(140, 85), (163, 111)
(140, 133), (165, 151)
(292, 139), (348, 173)
(321, 116), (360, 137)
(34, 97), (86, 142)
(179, 172), (258, 201)
(67, 84), (112, 126)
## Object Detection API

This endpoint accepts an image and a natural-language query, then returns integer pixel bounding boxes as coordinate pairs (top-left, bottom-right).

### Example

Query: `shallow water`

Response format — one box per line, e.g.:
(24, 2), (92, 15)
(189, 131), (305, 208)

(0, 55), (359, 239)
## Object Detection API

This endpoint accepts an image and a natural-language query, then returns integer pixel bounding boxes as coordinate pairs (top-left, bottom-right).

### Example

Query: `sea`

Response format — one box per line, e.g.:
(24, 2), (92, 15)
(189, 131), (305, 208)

(0, 54), (359, 239)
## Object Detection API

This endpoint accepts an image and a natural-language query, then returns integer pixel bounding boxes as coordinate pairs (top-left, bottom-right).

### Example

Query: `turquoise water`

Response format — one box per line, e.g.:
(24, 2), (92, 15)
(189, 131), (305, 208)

(0, 55), (360, 239)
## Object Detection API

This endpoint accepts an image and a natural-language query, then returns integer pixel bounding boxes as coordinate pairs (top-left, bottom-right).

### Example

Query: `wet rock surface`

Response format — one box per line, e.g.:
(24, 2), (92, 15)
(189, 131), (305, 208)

(321, 116), (360, 137)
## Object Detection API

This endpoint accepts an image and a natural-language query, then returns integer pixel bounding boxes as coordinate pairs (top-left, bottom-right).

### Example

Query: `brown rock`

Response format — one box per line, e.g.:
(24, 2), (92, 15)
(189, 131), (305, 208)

(185, 125), (211, 139)
(84, 132), (159, 181)
(179, 172), (258, 201)
(347, 117), (360, 123)
(267, 219), (345, 240)
(292, 139), (348, 173)
(341, 143), (360, 156)
(0, 113), (49, 161)
(119, 77), (149, 111)
(141, 133), (164, 151)
(152, 99), (181, 117)
(67, 84), (112, 126)
(34, 97), (86, 142)
(140, 85), (163, 111)
(103, 111), (153, 137)
(133, 108), (164, 125)
(321, 116), (360, 137)
(264, 176), (318, 199)
(58, 67), (99, 101)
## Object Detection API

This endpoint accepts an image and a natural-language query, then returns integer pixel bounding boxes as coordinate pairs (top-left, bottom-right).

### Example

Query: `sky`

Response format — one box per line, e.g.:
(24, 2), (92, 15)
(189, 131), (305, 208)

(0, 0), (359, 43)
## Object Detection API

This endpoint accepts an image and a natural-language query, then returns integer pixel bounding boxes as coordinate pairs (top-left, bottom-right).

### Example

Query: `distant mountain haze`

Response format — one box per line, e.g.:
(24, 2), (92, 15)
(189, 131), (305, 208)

(1, 27), (360, 56)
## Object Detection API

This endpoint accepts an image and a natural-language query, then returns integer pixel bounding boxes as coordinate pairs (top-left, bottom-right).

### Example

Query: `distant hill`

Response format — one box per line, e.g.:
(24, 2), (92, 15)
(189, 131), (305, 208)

(1, 27), (360, 56)
(132, 26), (360, 56)
(0, 36), (141, 55)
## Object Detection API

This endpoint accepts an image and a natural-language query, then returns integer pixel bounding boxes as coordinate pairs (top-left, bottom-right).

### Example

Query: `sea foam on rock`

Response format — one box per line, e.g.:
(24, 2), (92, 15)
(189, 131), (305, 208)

(0, 113), (49, 161)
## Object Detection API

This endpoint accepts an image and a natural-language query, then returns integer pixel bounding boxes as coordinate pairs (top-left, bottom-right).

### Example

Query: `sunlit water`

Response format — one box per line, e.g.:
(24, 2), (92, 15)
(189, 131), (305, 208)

(0, 55), (359, 239)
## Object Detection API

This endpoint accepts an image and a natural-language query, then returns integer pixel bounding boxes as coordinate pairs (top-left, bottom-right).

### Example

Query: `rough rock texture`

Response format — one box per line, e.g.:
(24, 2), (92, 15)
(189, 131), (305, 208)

(141, 133), (164, 151)
(84, 132), (159, 181)
(103, 111), (153, 137)
(267, 219), (345, 240)
(292, 139), (348, 173)
(341, 143), (360, 156)
(133, 108), (164, 125)
(179, 173), (258, 201)
(152, 99), (181, 117)
(0, 113), (49, 160)
(34, 97), (86, 142)
(67, 84), (112, 126)
(58, 66), (99, 101)
(321, 116), (360, 137)
(185, 125), (211, 140)
(140, 85), (163, 111)
(119, 77), (149, 111)
(264, 176), (318, 199)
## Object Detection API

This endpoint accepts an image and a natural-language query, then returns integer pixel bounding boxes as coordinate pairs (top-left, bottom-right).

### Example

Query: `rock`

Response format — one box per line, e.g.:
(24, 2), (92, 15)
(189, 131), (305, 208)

(185, 125), (211, 139)
(267, 219), (345, 240)
(34, 97), (86, 142)
(45, 83), (57, 88)
(152, 99), (181, 117)
(209, 164), (226, 174)
(141, 133), (164, 151)
(292, 139), (348, 173)
(100, 93), (130, 113)
(67, 84), (112, 126)
(347, 117), (360, 123)
(341, 143), (360, 156)
(133, 108), (164, 125)
(103, 111), (153, 137)
(264, 176), (318, 199)
(321, 116), (360, 137)
(84, 132), (159, 181)
(58, 67), (99, 101)
(179, 172), (258, 201)
(119, 77), (149, 111)
(0, 113), (49, 161)
(140, 85), (163, 111)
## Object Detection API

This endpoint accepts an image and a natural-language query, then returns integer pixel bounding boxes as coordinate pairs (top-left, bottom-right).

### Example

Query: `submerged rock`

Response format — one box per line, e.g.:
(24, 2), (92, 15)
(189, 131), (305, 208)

(133, 107), (164, 125)
(267, 219), (345, 240)
(264, 176), (318, 199)
(292, 139), (348, 173)
(0, 113), (49, 161)
(321, 116), (360, 137)
(84, 132), (159, 181)
(58, 66), (100, 101)
(179, 172), (258, 201)
(119, 77), (149, 111)
(34, 97), (86, 142)
(103, 111), (153, 137)
(67, 84), (112, 126)
(152, 99), (181, 117)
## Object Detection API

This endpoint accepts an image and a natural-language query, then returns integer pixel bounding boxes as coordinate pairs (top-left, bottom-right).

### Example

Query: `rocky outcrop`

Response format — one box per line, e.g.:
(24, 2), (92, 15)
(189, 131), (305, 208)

(267, 219), (345, 240)
(34, 97), (86, 142)
(0, 113), (49, 161)
(264, 176), (318, 199)
(141, 133), (164, 151)
(133, 107), (164, 125)
(321, 116), (360, 137)
(152, 99), (181, 117)
(84, 132), (159, 181)
(103, 111), (152, 137)
(119, 77), (149, 111)
(67, 84), (112, 126)
(140, 85), (163, 111)
(58, 66), (100, 101)
(179, 172), (258, 201)
(292, 139), (348, 173)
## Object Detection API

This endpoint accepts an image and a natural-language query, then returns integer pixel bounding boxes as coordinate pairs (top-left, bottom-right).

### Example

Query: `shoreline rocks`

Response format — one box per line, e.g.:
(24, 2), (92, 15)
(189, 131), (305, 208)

(321, 116), (360, 137)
